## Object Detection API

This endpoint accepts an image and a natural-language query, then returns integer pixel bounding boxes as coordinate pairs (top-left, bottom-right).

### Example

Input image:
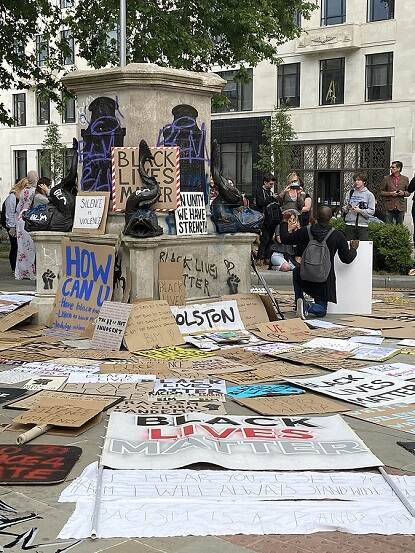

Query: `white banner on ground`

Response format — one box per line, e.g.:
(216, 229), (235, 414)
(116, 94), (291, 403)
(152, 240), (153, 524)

(289, 369), (415, 407)
(58, 498), (415, 539)
(153, 378), (227, 396)
(171, 301), (245, 334)
(360, 363), (415, 381)
(60, 462), (415, 503)
(101, 412), (381, 470)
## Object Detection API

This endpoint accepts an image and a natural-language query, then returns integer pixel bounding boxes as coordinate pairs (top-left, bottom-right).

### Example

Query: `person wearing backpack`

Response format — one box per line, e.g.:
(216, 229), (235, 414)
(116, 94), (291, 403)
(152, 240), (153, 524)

(280, 206), (359, 319)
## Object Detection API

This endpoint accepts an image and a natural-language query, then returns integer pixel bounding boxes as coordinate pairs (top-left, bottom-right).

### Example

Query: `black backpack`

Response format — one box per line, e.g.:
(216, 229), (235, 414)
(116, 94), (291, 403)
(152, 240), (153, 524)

(300, 226), (334, 283)
(0, 201), (6, 229)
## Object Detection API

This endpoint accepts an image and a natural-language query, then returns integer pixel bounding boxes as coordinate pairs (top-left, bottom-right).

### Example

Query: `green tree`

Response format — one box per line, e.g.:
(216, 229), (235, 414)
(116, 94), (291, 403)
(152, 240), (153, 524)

(256, 104), (297, 184)
(40, 123), (66, 184)
(0, 0), (316, 125)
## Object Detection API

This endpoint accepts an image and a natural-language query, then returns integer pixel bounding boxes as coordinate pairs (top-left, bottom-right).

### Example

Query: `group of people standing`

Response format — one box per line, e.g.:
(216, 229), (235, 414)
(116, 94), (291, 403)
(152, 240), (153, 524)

(3, 171), (50, 280)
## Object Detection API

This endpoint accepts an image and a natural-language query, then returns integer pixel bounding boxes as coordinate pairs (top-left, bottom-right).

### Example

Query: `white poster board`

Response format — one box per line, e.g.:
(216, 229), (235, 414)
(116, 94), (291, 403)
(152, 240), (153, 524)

(327, 240), (372, 315)
(175, 192), (207, 236)
(72, 192), (109, 234)
(102, 411), (381, 470)
(171, 300), (244, 334)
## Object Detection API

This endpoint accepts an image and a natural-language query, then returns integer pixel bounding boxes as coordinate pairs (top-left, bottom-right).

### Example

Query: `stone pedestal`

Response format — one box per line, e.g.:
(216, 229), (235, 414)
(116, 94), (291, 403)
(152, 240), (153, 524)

(32, 231), (256, 324)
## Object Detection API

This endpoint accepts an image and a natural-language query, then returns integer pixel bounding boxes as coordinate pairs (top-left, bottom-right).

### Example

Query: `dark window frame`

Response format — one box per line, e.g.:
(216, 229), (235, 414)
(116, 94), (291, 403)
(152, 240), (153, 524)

(61, 29), (75, 65)
(321, 0), (346, 26)
(293, 11), (302, 26)
(60, 0), (73, 8)
(213, 69), (253, 113)
(14, 150), (27, 182)
(277, 63), (301, 108)
(13, 93), (26, 126)
(62, 95), (76, 123)
(36, 95), (50, 125)
(218, 142), (253, 195)
(367, 0), (394, 22)
(365, 52), (393, 102)
(36, 34), (49, 67)
(319, 57), (345, 106)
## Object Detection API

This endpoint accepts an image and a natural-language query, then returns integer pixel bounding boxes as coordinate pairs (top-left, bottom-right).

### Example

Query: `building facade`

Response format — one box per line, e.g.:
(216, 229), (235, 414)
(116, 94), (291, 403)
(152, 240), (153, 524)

(212, 0), (415, 216)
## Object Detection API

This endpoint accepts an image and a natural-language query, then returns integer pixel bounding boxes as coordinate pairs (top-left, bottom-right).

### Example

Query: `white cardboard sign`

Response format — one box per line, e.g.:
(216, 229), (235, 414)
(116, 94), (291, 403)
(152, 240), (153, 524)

(102, 412), (381, 470)
(153, 378), (226, 396)
(171, 300), (245, 335)
(175, 192), (207, 236)
(289, 369), (415, 407)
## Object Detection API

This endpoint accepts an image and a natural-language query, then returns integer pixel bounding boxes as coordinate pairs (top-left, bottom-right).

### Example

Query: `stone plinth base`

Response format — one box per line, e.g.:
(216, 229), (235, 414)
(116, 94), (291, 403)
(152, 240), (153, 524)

(31, 231), (256, 324)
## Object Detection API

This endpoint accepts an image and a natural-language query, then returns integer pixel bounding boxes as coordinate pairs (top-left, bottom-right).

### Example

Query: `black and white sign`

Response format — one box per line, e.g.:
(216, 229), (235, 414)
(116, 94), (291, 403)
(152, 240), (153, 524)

(175, 192), (207, 236)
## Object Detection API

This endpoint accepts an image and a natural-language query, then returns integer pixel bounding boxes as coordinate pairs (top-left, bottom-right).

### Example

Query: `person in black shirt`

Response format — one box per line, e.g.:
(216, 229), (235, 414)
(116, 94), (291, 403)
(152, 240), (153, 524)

(255, 174), (277, 213)
(255, 174), (281, 265)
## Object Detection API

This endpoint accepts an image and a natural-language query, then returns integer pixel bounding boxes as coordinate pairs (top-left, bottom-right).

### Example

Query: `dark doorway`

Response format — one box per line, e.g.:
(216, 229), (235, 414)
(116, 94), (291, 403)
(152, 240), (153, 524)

(316, 171), (341, 214)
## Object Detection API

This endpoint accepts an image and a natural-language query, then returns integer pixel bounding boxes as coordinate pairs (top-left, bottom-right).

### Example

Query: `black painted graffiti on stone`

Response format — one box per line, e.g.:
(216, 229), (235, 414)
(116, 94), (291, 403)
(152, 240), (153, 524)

(42, 269), (56, 290)
(227, 274), (240, 295)
(80, 97), (126, 192)
(157, 104), (208, 197)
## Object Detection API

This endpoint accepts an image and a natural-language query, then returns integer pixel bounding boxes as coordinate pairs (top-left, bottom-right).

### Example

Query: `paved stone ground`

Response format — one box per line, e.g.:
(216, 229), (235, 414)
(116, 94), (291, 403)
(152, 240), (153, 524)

(0, 260), (415, 551)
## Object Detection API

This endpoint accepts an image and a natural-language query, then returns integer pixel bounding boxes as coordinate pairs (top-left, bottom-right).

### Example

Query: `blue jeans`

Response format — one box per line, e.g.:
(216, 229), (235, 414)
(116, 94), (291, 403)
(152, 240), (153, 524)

(293, 268), (328, 317)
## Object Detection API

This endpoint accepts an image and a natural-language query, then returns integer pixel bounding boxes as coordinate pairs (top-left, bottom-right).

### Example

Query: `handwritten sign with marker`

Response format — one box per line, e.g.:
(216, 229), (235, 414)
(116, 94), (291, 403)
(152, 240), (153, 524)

(171, 300), (245, 335)
(72, 192), (109, 234)
(49, 240), (115, 336)
(175, 192), (207, 236)
(91, 301), (133, 351)
(112, 146), (180, 211)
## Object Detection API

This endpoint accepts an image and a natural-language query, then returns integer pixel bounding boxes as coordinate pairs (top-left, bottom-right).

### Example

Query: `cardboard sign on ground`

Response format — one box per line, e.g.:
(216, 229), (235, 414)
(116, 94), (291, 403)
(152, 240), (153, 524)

(135, 346), (214, 361)
(124, 300), (184, 352)
(253, 318), (310, 343)
(382, 325), (415, 340)
(0, 444), (82, 484)
(222, 294), (270, 329)
(190, 356), (252, 375)
(112, 146), (180, 212)
(72, 192), (110, 234)
(220, 361), (321, 385)
(337, 317), (405, 330)
(3, 390), (122, 411)
(0, 387), (30, 405)
(346, 403), (415, 435)
(175, 192), (207, 236)
(61, 382), (153, 400)
(234, 393), (351, 416)
(49, 240), (115, 336)
(227, 383), (305, 399)
(114, 399), (227, 415)
(158, 262), (186, 306)
(91, 301), (133, 351)
(14, 400), (104, 428)
(22, 377), (67, 391)
(171, 300), (245, 335)
(219, 347), (273, 366)
(100, 359), (192, 376)
(276, 347), (367, 371)
(0, 304), (38, 332)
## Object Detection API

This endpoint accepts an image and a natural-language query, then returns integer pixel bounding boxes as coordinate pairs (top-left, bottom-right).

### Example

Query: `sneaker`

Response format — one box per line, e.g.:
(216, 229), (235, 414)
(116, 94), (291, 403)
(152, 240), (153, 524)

(296, 298), (308, 320)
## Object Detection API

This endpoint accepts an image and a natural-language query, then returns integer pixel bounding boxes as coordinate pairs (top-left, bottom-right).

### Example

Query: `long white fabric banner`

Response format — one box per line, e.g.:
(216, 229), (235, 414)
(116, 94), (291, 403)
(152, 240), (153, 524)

(58, 497), (415, 538)
(101, 412), (381, 470)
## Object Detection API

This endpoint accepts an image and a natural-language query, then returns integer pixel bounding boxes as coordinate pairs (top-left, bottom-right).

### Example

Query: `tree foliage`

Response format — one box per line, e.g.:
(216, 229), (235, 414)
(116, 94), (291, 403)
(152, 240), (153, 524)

(0, 0), (316, 125)
(40, 122), (66, 184)
(256, 104), (297, 184)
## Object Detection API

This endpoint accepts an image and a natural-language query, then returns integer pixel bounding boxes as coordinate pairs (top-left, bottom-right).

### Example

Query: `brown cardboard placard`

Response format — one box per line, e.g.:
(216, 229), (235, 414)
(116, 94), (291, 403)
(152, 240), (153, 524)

(310, 327), (364, 339)
(218, 347), (273, 366)
(0, 350), (50, 362)
(61, 381), (153, 399)
(3, 390), (122, 411)
(222, 294), (270, 329)
(158, 262), (186, 306)
(190, 356), (252, 375)
(112, 146), (180, 212)
(91, 301), (133, 351)
(382, 324), (415, 340)
(336, 316), (405, 330)
(124, 300), (184, 352)
(220, 361), (320, 385)
(234, 393), (351, 416)
(101, 359), (192, 377)
(42, 348), (134, 360)
(72, 192), (110, 235)
(276, 347), (367, 371)
(14, 400), (103, 428)
(252, 318), (311, 343)
(49, 240), (115, 336)
(0, 304), (38, 332)
(6, 414), (102, 437)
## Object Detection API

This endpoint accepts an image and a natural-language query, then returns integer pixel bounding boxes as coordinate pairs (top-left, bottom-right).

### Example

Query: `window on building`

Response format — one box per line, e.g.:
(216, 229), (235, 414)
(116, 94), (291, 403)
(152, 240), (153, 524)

(62, 96), (76, 123)
(366, 52), (393, 102)
(37, 150), (51, 179)
(320, 58), (345, 105)
(36, 95), (50, 125)
(60, 0), (73, 8)
(368, 0), (394, 21)
(13, 93), (26, 126)
(321, 0), (346, 25)
(14, 151), (27, 182)
(293, 11), (302, 26)
(213, 70), (253, 112)
(61, 30), (75, 65)
(36, 34), (49, 67)
(278, 63), (301, 107)
(219, 143), (252, 195)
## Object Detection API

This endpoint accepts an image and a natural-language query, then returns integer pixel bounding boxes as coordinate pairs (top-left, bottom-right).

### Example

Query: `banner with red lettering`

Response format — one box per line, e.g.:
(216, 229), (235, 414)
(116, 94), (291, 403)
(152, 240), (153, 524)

(102, 412), (381, 470)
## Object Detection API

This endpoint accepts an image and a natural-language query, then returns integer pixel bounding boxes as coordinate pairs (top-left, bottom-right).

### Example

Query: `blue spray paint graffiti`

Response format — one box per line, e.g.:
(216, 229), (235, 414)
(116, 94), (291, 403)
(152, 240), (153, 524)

(157, 104), (209, 199)
(80, 96), (126, 192)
